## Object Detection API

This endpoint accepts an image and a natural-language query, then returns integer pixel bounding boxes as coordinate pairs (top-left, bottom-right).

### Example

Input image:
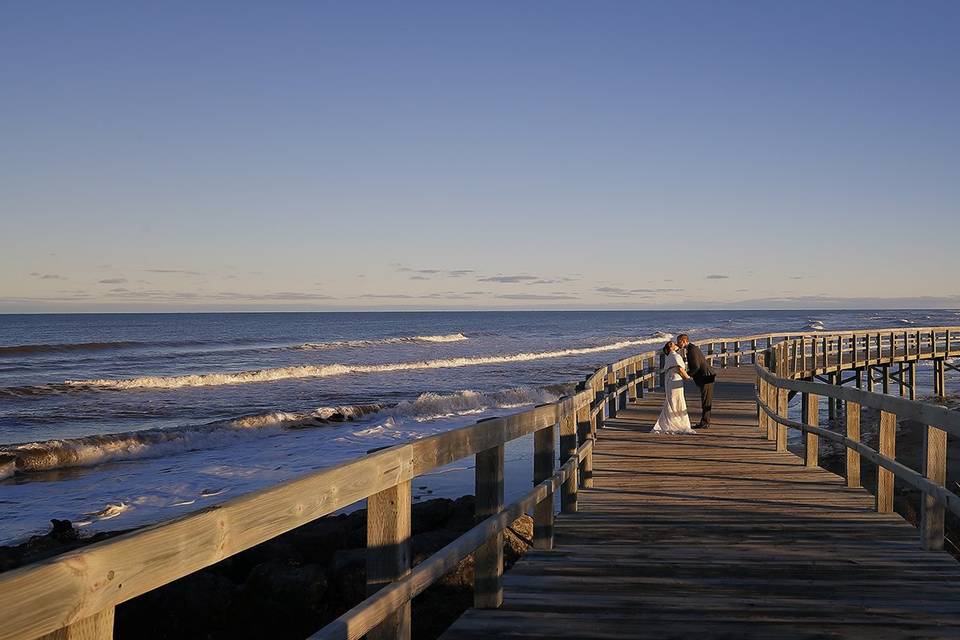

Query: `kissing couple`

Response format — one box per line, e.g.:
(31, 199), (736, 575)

(652, 334), (716, 434)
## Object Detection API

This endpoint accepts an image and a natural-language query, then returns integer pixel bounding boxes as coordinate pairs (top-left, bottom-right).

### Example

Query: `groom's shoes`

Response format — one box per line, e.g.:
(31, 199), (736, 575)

(694, 423), (711, 430)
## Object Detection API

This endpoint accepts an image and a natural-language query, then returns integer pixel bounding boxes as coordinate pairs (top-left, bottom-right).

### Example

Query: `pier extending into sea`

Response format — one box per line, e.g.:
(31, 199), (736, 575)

(3, 328), (960, 639)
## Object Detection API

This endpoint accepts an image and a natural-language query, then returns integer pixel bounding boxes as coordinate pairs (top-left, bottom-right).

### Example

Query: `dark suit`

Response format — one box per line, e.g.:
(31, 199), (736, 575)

(686, 343), (716, 426)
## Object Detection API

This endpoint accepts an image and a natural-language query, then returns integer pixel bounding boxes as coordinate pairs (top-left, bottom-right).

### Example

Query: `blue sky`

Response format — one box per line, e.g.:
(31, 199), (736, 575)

(2, 1), (958, 311)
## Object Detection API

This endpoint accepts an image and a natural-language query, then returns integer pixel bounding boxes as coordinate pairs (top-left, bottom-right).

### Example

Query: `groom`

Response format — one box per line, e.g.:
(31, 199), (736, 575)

(677, 334), (715, 429)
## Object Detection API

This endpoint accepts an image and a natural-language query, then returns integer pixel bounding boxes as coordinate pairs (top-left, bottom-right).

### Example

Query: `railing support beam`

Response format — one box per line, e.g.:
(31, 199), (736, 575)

(532, 424), (555, 550)
(803, 392), (819, 467)
(474, 444), (504, 608)
(877, 411), (896, 513)
(846, 401), (861, 488)
(922, 425), (947, 550)
(367, 480), (412, 640)
(559, 407), (578, 514)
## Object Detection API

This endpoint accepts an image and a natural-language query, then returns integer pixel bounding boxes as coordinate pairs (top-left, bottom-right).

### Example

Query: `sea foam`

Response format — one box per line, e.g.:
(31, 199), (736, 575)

(64, 335), (670, 391)
(295, 333), (468, 349)
(0, 386), (561, 473)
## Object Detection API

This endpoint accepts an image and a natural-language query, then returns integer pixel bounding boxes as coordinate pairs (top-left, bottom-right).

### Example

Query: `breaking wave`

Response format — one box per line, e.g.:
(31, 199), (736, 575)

(0, 387), (560, 474)
(61, 335), (670, 391)
(295, 333), (468, 350)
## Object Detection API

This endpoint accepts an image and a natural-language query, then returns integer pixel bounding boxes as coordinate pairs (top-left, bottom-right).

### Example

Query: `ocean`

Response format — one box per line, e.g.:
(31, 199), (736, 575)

(1, 309), (957, 544)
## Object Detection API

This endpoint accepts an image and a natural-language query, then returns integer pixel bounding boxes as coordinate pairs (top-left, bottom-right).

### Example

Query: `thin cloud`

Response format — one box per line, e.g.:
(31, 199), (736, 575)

(409, 275), (430, 281)
(97, 288), (334, 302)
(144, 269), (205, 276)
(595, 286), (682, 297)
(477, 275), (539, 283)
(705, 274), (730, 280)
(98, 278), (128, 284)
(495, 293), (578, 301)
(528, 277), (577, 285)
(395, 265), (475, 278)
(29, 273), (67, 280)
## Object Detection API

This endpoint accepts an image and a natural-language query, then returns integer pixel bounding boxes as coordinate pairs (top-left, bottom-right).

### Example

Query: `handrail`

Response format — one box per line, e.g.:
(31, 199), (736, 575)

(757, 400), (960, 516)
(755, 328), (960, 558)
(2, 325), (958, 640)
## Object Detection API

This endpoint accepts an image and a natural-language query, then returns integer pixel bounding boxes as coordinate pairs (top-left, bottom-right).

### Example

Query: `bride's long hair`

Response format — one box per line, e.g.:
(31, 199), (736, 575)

(662, 341), (675, 355)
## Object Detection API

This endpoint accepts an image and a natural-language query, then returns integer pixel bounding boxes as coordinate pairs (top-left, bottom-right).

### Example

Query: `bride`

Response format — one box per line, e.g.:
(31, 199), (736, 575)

(652, 341), (696, 434)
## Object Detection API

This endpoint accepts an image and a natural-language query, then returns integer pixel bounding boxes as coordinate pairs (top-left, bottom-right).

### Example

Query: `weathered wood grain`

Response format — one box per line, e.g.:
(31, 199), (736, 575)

(366, 480), (412, 640)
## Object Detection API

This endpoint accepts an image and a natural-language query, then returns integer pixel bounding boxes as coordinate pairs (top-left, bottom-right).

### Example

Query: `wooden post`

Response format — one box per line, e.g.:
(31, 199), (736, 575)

(751, 339), (758, 364)
(909, 361), (917, 401)
(577, 403), (593, 489)
(764, 361), (776, 442)
(828, 372), (837, 422)
(866, 365), (874, 392)
(559, 407), (577, 514)
(593, 379), (605, 430)
(36, 610), (115, 640)
(882, 364), (890, 395)
(474, 444), (504, 608)
(367, 480), (412, 640)
(647, 355), (656, 390)
(617, 367), (630, 410)
(626, 362), (638, 403)
(658, 353), (666, 389)
(921, 425), (947, 550)
(776, 387), (788, 452)
(804, 392), (818, 467)
(898, 363), (906, 397)
(933, 360), (940, 398)
(846, 401), (861, 488)
(877, 411), (896, 514)
(855, 368), (862, 389)
(533, 424), (555, 550)
(757, 376), (767, 434)
(935, 359), (946, 398)
(606, 367), (618, 419)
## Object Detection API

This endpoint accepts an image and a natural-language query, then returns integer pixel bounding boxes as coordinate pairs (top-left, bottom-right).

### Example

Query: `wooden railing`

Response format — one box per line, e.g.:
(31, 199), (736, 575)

(2, 327), (957, 640)
(755, 327), (960, 552)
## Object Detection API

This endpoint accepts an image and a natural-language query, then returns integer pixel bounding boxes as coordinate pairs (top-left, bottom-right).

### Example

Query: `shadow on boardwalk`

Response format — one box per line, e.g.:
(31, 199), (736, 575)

(442, 367), (960, 639)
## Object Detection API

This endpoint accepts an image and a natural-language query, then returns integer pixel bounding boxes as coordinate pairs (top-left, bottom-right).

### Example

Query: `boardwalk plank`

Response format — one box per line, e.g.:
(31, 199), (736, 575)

(442, 367), (960, 639)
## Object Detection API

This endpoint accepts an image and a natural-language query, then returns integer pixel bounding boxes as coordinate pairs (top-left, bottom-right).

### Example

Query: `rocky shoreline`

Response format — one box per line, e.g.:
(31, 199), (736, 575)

(0, 496), (534, 640)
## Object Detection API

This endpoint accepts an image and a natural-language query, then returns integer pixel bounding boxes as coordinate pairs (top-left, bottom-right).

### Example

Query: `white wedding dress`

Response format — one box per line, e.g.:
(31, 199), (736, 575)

(652, 351), (695, 434)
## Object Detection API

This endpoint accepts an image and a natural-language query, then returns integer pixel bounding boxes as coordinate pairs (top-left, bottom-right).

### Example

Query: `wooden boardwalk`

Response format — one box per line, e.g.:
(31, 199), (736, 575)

(443, 367), (960, 639)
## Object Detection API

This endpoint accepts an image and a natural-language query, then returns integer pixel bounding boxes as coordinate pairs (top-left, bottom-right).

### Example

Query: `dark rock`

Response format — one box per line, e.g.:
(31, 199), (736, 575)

(243, 561), (328, 613)
(411, 529), (461, 565)
(116, 571), (236, 639)
(443, 495), (477, 531)
(286, 514), (353, 564)
(331, 548), (366, 574)
(50, 519), (79, 542)
(411, 498), (455, 535)
(332, 563), (366, 606)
